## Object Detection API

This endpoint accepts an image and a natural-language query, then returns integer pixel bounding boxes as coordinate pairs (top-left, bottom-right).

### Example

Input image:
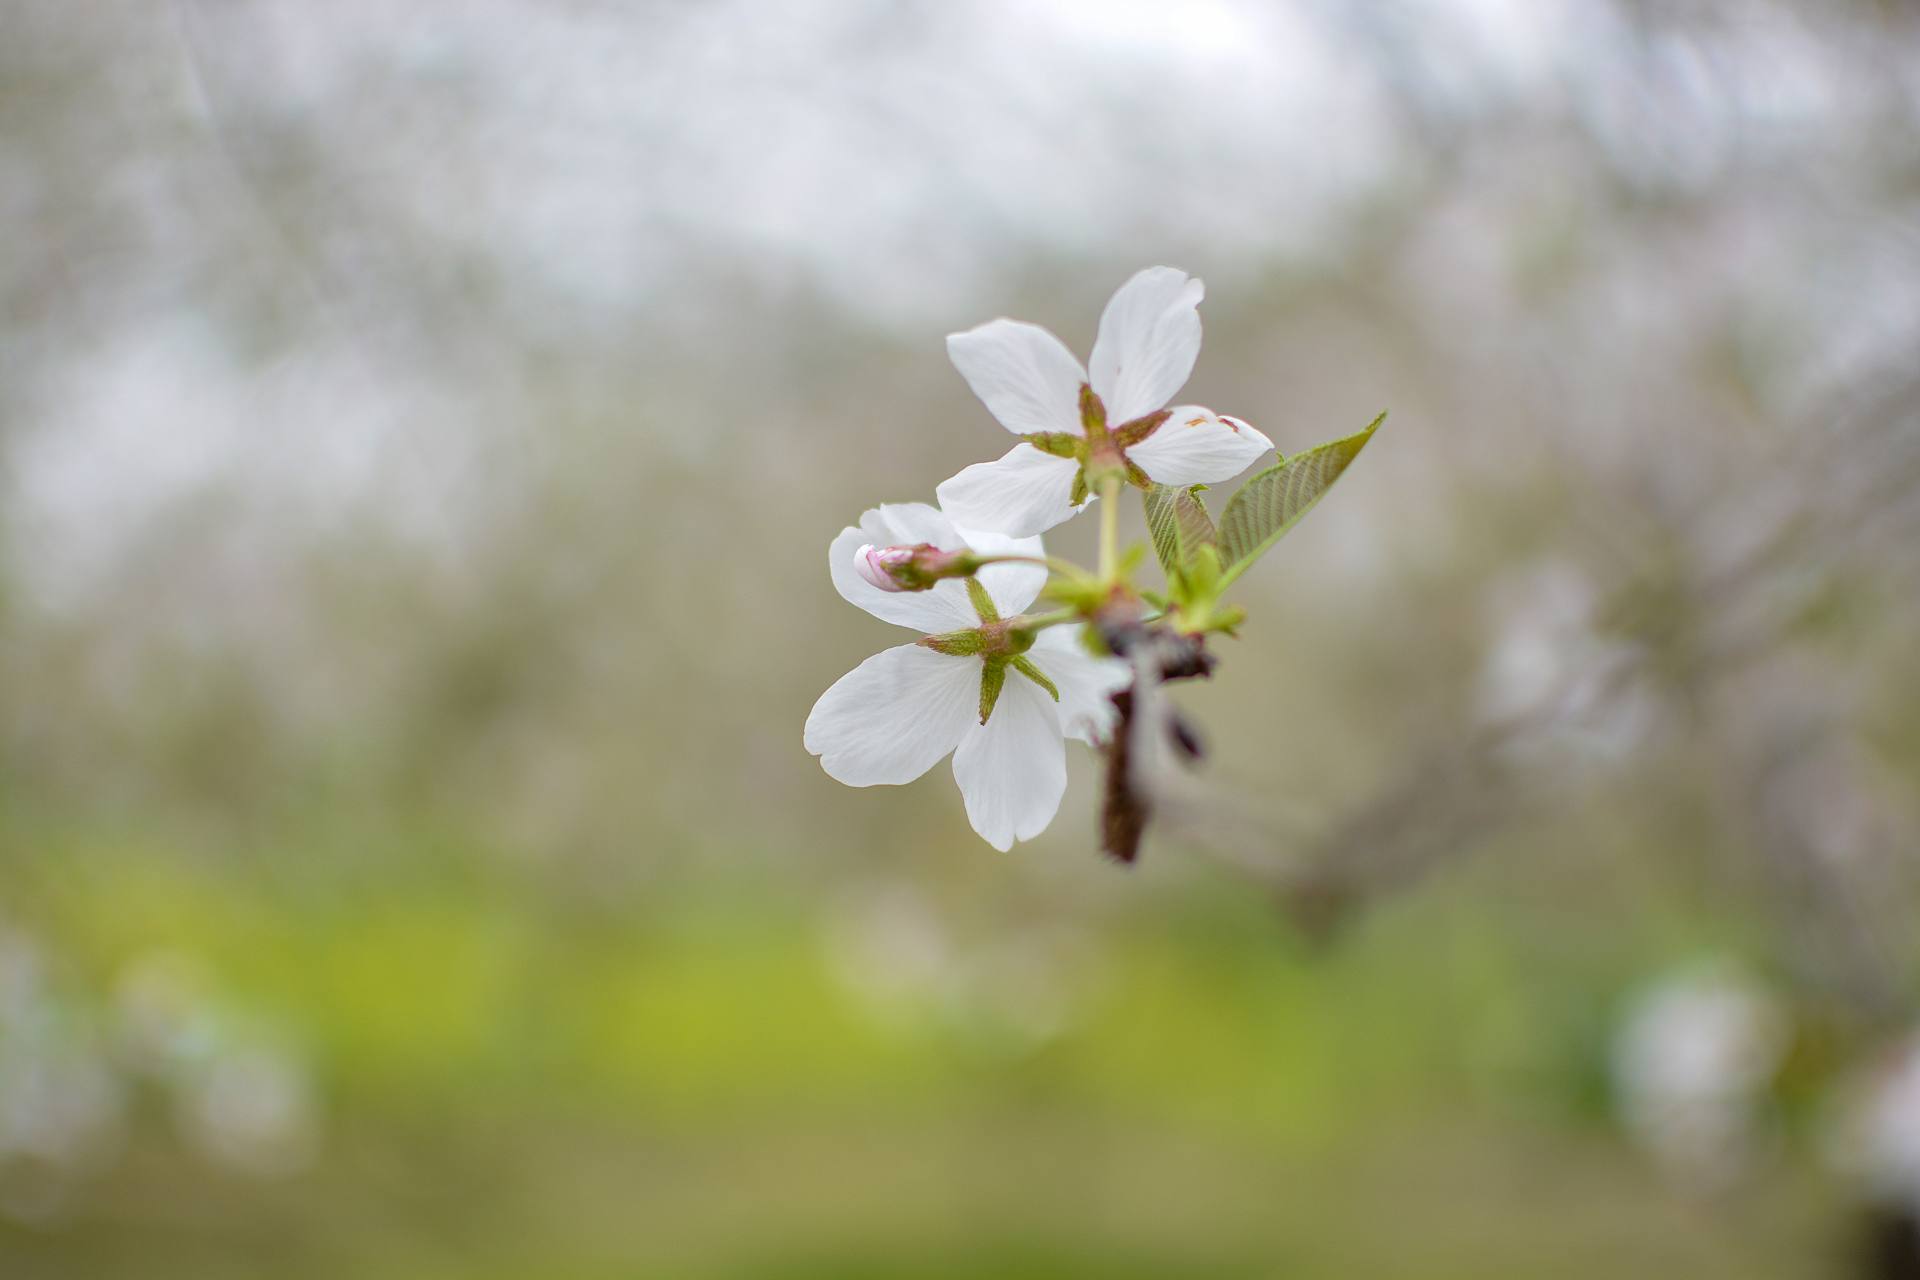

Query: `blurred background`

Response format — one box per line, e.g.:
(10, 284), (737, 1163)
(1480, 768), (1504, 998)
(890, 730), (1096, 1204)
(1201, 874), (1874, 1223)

(3, 1), (1919, 1275)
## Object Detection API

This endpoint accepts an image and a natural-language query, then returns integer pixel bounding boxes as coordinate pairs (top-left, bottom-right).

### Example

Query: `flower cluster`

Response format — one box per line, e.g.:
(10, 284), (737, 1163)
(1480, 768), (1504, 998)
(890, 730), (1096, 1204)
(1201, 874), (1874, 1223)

(806, 267), (1383, 857)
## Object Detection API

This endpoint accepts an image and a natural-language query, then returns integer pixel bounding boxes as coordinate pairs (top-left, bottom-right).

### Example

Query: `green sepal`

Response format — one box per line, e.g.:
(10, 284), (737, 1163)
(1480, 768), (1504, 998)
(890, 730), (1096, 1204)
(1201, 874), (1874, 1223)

(1143, 483), (1218, 576)
(1078, 384), (1107, 435)
(1216, 412), (1385, 590)
(1010, 655), (1059, 701)
(978, 657), (1008, 724)
(920, 630), (986, 657)
(1069, 468), (1090, 507)
(1111, 409), (1170, 449)
(1123, 459), (1152, 490)
(1022, 432), (1083, 460)
(965, 577), (999, 622)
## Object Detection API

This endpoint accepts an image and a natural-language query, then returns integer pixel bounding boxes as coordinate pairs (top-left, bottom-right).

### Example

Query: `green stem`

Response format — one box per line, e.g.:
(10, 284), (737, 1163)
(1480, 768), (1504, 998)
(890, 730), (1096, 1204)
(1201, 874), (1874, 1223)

(1097, 474), (1121, 581)
(971, 552), (1085, 578)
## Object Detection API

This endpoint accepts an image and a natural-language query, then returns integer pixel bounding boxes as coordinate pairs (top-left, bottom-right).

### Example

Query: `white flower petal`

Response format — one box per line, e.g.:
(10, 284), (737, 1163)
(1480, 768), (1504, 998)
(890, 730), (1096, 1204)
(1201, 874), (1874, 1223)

(936, 445), (1086, 539)
(947, 318), (1088, 437)
(1088, 267), (1205, 424)
(862, 501), (959, 549)
(958, 525), (1049, 618)
(829, 511), (978, 632)
(1027, 627), (1132, 745)
(952, 676), (1066, 851)
(1127, 407), (1274, 487)
(805, 644), (979, 786)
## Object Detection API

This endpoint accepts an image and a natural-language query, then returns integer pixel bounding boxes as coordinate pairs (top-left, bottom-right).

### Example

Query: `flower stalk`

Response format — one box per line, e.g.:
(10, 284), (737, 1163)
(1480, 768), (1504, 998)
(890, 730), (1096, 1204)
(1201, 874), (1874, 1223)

(1097, 473), (1121, 583)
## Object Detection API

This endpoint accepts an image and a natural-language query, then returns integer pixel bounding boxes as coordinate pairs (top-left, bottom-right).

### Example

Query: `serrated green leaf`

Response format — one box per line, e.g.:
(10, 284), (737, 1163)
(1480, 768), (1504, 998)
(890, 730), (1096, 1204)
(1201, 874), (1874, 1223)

(1142, 483), (1217, 576)
(1216, 412), (1385, 589)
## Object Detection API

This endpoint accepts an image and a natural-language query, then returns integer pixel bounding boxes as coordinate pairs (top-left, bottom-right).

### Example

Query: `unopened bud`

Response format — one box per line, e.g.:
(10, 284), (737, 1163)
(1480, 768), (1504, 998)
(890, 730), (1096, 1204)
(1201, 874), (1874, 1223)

(855, 544), (922, 592)
(853, 542), (975, 592)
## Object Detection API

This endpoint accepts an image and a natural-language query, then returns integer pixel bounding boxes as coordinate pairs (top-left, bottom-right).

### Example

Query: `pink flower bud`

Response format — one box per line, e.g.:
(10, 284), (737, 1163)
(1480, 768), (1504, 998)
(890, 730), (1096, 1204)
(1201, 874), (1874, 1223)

(854, 544), (921, 592)
(854, 542), (976, 592)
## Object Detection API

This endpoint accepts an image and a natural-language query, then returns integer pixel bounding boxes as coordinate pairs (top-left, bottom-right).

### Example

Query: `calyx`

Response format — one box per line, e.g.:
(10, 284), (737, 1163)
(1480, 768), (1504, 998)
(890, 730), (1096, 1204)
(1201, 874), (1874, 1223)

(1021, 384), (1170, 508)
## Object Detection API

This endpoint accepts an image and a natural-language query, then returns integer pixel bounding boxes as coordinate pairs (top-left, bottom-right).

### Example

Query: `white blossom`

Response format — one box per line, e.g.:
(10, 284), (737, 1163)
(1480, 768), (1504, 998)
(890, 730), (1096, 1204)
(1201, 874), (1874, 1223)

(1611, 966), (1785, 1188)
(805, 502), (1128, 850)
(1839, 1034), (1920, 1216)
(936, 266), (1273, 537)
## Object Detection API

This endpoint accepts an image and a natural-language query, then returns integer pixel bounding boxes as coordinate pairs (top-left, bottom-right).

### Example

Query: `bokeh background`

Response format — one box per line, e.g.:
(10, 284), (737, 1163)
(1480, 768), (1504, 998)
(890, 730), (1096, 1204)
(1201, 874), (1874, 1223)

(4, 1), (1920, 1276)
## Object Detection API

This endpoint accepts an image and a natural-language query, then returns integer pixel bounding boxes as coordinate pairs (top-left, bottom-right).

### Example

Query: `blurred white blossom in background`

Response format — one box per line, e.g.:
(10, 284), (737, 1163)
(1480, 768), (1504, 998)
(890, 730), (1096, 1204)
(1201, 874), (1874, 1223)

(1477, 559), (1657, 763)
(0, 928), (124, 1223)
(824, 885), (1102, 1052)
(1611, 965), (1787, 1190)
(1837, 1035), (1920, 1219)
(115, 952), (320, 1177)
(0, 931), (320, 1222)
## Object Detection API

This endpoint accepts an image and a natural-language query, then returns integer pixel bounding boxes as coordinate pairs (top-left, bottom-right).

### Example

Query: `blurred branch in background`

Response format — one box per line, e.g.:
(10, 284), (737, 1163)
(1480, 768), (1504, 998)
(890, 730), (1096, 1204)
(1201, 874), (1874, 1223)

(1176, 366), (1920, 1033)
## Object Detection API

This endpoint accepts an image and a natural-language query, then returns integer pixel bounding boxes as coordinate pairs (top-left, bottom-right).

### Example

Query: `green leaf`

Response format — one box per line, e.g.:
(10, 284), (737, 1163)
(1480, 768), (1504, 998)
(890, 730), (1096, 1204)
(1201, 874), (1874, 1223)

(1216, 412), (1385, 588)
(1183, 542), (1222, 598)
(1142, 483), (1217, 576)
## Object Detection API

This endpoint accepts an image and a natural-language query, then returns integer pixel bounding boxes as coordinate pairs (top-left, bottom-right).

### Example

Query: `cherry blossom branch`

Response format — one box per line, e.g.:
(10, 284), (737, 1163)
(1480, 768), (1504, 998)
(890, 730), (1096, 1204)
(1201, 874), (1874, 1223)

(811, 265), (1379, 859)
